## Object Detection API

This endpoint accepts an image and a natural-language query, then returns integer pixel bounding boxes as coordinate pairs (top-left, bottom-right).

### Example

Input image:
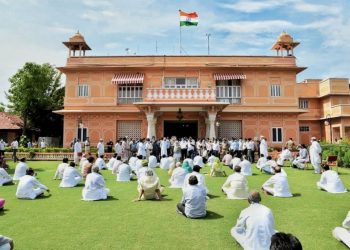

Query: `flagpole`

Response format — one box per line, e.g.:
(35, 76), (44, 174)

(179, 9), (182, 55)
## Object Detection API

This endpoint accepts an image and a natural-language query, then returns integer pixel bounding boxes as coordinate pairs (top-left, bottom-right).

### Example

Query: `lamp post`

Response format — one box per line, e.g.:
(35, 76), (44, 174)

(77, 116), (84, 141)
(205, 33), (211, 55)
(324, 114), (332, 143)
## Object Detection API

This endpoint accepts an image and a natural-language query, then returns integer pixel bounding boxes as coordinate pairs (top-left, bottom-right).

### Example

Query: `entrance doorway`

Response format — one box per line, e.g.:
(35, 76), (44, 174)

(164, 120), (198, 139)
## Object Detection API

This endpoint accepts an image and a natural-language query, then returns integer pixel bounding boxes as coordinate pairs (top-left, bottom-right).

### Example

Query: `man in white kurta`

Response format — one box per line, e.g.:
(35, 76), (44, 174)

(230, 155), (242, 169)
(239, 156), (252, 176)
(262, 166), (293, 198)
(259, 136), (268, 158)
(333, 210), (350, 248)
(73, 139), (82, 164)
(317, 165), (347, 193)
(114, 162), (133, 182)
(160, 155), (171, 170)
(169, 164), (187, 188)
(309, 137), (322, 174)
(222, 166), (249, 199)
(13, 158), (28, 181)
(183, 165), (208, 193)
(222, 152), (233, 166)
(82, 167), (110, 201)
(97, 139), (105, 157)
(292, 144), (308, 169)
(193, 154), (204, 168)
(60, 162), (82, 188)
(0, 166), (12, 186)
(53, 158), (69, 180)
(276, 147), (293, 166)
(231, 191), (277, 250)
(107, 153), (117, 170)
(261, 156), (278, 174)
(137, 140), (146, 159)
(160, 138), (168, 157)
(148, 153), (158, 168)
(16, 169), (49, 199)
(256, 154), (267, 170)
(128, 154), (138, 171)
(95, 155), (107, 170)
(114, 141), (122, 157)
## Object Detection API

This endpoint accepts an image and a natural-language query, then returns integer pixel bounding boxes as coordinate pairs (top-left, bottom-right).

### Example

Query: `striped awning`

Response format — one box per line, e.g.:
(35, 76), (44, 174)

(112, 73), (144, 85)
(214, 73), (246, 80)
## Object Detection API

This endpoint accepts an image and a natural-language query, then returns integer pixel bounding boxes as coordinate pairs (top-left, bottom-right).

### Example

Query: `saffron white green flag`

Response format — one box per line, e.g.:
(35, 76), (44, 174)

(179, 10), (198, 26)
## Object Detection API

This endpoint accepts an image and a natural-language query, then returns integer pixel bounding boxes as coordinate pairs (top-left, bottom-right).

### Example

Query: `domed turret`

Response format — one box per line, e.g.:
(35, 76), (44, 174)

(63, 31), (91, 57)
(272, 31), (299, 56)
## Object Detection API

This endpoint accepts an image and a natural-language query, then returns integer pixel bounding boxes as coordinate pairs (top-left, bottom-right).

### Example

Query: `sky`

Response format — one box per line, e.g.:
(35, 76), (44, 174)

(1, 0), (350, 104)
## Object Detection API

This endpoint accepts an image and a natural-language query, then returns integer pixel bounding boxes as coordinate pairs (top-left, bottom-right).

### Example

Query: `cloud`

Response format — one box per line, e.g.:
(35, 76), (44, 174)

(49, 25), (76, 34)
(81, 0), (112, 7)
(293, 2), (341, 15)
(104, 42), (121, 49)
(221, 0), (290, 13)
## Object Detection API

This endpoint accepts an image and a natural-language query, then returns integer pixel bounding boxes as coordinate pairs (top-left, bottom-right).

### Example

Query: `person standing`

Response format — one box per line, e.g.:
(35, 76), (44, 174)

(73, 139), (82, 164)
(286, 138), (295, 151)
(160, 137), (168, 158)
(0, 139), (6, 157)
(97, 139), (105, 157)
(10, 139), (18, 162)
(106, 139), (113, 153)
(84, 137), (90, 154)
(309, 137), (322, 174)
(259, 136), (268, 158)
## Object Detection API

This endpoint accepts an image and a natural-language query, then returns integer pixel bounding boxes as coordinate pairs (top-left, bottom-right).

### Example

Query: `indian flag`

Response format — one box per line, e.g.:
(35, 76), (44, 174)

(179, 10), (198, 26)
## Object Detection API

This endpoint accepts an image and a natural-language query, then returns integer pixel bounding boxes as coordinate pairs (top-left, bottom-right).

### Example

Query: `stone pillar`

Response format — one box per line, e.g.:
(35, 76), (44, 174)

(146, 112), (157, 139)
(205, 118), (209, 139)
(208, 112), (217, 139)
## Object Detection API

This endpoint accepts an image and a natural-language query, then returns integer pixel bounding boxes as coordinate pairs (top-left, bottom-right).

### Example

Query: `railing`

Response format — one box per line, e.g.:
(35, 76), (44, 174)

(216, 86), (241, 104)
(330, 104), (350, 117)
(145, 88), (216, 101)
(118, 86), (143, 104)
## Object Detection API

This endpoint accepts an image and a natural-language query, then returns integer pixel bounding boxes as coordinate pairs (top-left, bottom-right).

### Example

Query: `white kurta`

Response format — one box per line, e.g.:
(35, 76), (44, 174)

(160, 157), (171, 170)
(262, 173), (293, 197)
(97, 142), (105, 156)
(239, 160), (252, 176)
(222, 173), (249, 199)
(160, 140), (168, 157)
(261, 160), (278, 174)
(260, 139), (268, 158)
(53, 163), (68, 179)
(231, 157), (242, 168)
(169, 167), (187, 188)
(128, 156), (138, 171)
(333, 211), (350, 248)
(222, 154), (233, 166)
(138, 175), (162, 200)
(60, 167), (82, 187)
(95, 158), (107, 170)
(181, 185), (207, 218)
(277, 149), (293, 166)
(13, 162), (28, 181)
(137, 142), (146, 157)
(0, 168), (12, 186)
(107, 157), (117, 170)
(148, 155), (158, 168)
(231, 203), (277, 250)
(16, 175), (48, 199)
(116, 163), (132, 182)
(82, 172), (110, 201)
(317, 170), (347, 193)
(193, 155), (204, 167)
(309, 140), (322, 174)
(256, 157), (267, 170)
(183, 172), (208, 193)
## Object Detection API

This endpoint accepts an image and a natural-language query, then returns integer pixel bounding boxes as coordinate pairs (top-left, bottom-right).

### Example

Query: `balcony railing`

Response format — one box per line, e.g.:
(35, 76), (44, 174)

(146, 88), (216, 101)
(216, 86), (241, 104)
(330, 104), (350, 117)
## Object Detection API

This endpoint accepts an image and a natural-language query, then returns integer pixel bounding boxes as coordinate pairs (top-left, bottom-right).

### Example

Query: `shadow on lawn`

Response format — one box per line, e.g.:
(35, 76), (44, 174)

(292, 193), (302, 197)
(0, 209), (9, 216)
(207, 194), (220, 199)
(204, 210), (224, 220)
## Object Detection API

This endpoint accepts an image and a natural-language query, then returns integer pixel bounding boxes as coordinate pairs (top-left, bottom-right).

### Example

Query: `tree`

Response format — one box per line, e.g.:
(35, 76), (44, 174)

(6, 62), (64, 137)
(0, 102), (5, 112)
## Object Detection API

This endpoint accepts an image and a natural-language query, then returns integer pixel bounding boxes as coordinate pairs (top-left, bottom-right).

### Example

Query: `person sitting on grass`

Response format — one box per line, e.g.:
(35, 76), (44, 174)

(256, 154), (267, 170)
(16, 168), (50, 199)
(135, 169), (163, 201)
(169, 162), (187, 188)
(113, 160), (133, 182)
(261, 156), (278, 174)
(193, 153), (204, 168)
(82, 166), (110, 201)
(183, 165), (208, 194)
(53, 158), (69, 180)
(317, 164), (347, 194)
(210, 158), (227, 177)
(128, 153), (138, 171)
(230, 153), (242, 170)
(59, 162), (82, 188)
(0, 199), (5, 210)
(13, 158), (28, 181)
(0, 155), (9, 170)
(82, 156), (95, 178)
(222, 151), (233, 167)
(262, 166), (292, 198)
(0, 235), (14, 250)
(231, 191), (277, 250)
(95, 155), (107, 170)
(176, 175), (207, 218)
(276, 147), (293, 166)
(0, 164), (13, 186)
(239, 155), (252, 176)
(292, 144), (308, 170)
(106, 153), (117, 170)
(333, 210), (350, 248)
(270, 232), (303, 250)
(222, 166), (249, 200)
(182, 161), (193, 174)
(148, 152), (158, 169)
(79, 153), (89, 172)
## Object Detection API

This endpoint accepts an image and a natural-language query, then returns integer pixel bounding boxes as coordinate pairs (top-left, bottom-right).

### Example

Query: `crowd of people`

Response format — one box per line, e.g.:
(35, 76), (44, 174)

(1, 135), (350, 249)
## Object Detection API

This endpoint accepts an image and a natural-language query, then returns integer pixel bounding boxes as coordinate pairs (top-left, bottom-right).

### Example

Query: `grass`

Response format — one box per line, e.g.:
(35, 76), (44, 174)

(1, 161), (350, 250)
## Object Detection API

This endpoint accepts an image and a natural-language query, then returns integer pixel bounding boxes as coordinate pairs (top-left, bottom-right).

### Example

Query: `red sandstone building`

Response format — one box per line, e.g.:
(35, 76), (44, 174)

(55, 32), (350, 147)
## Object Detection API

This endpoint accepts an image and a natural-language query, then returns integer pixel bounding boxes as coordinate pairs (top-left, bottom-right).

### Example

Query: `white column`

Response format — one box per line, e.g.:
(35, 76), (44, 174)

(205, 118), (209, 139)
(208, 112), (217, 139)
(146, 112), (157, 139)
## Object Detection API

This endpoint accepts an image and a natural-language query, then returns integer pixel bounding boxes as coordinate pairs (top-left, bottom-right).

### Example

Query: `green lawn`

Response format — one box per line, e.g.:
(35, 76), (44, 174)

(1, 161), (349, 250)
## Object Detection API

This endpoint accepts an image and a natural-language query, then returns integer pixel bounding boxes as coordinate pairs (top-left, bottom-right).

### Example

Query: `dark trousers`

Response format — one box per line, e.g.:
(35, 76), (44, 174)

(177, 203), (186, 217)
(0, 150), (4, 157)
(12, 149), (17, 162)
(247, 149), (254, 163)
(181, 149), (187, 160)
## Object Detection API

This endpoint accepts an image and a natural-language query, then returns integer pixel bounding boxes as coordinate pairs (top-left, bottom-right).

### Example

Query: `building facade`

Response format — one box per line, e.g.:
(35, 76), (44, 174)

(56, 32), (350, 147)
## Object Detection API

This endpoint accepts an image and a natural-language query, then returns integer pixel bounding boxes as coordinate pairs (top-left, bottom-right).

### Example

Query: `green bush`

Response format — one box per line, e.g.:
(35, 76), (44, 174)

(321, 144), (350, 168)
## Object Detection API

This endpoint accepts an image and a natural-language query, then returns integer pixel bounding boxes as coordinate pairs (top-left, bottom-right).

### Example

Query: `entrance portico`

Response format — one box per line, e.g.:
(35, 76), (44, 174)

(135, 102), (228, 139)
